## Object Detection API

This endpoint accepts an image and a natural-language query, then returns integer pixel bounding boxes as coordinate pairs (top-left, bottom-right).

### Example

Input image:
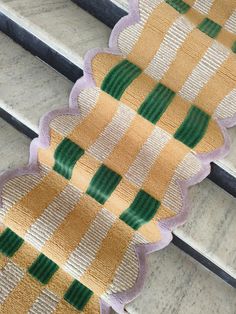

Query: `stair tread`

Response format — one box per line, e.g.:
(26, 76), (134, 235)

(1, 119), (236, 313)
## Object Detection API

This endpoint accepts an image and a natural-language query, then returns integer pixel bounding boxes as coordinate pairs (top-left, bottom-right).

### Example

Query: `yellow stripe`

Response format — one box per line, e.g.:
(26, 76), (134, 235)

(208, 0), (236, 25)
(128, 2), (179, 69)
(80, 219), (134, 295)
(42, 194), (102, 265)
(68, 92), (119, 149)
(161, 28), (213, 92)
(105, 115), (155, 175)
(0, 275), (42, 314)
(4, 172), (67, 237)
(143, 139), (190, 200)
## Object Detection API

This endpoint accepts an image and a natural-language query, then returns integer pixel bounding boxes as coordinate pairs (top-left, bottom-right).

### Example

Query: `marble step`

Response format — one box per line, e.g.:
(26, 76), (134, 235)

(0, 0), (235, 182)
(0, 32), (235, 280)
(1, 118), (236, 313)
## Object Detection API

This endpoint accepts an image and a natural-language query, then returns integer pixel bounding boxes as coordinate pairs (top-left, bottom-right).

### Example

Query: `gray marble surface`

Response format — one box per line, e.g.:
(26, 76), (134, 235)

(127, 245), (236, 314)
(0, 0), (235, 176)
(0, 121), (236, 313)
(0, 29), (235, 277)
(0, 0), (110, 69)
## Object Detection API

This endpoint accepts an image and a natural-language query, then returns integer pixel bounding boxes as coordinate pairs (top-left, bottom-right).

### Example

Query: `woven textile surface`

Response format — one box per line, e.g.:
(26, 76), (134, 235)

(0, 0), (236, 313)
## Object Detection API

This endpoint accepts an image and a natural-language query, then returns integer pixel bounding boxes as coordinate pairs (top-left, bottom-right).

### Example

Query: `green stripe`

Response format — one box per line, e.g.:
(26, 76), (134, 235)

(138, 83), (176, 124)
(198, 18), (222, 38)
(120, 190), (160, 230)
(53, 138), (84, 180)
(28, 253), (59, 285)
(0, 228), (24, 257)
(101, 59), (142, 100)
(174, 105), (210, 148)
(232, 41), (236, 53)
(86, 165), (122, 204)
(165, 0), (190, 13)
(64, 280), (93, 311)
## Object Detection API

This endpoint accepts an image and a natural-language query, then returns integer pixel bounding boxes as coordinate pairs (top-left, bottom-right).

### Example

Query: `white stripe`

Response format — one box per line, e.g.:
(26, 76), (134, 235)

(25, 185), (82, 250)
(145, 16), (194, 81)
(28, 289), (60, 314)
(224, 10), (236, 34)
(193, 0), (214, 15)
(88, 104), (135, 161)
(63, 208), (116, 280)
(50, 87), (100, 137)
(0, 262), (24, 304)
(0, 166), (48, 222)
(125, 127), (171, 187)
(179, 41), (230, 102)
(214, 88), (236, 120)
(105, 234), (146, 296)
(163, 153), (202, 214)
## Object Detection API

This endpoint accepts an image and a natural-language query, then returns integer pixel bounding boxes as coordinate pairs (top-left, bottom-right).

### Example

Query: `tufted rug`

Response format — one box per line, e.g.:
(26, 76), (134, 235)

(0, 0), (236, 313)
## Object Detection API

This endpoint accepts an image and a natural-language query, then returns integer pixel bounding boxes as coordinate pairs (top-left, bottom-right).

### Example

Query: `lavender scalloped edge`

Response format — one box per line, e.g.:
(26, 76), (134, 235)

(0, 0), (236, 313)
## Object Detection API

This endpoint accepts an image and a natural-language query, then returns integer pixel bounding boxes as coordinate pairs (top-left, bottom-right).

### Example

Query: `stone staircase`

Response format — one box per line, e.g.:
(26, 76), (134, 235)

(0, 1), (235, 313)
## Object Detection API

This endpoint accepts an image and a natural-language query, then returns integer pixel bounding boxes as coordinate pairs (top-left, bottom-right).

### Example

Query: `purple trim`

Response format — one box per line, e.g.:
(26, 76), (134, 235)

(1, 0), (236, 313)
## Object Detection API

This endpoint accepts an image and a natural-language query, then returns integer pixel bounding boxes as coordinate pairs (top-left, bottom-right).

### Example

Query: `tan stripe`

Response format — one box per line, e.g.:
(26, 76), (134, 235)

(185, 7), (203, 25)
(54, 300), (80, 314)
(104, 179), (137, 217)
(195, 119), (224, 153)
(68, 93), (119, 149)
(0, 255), (8, 269)
(138, 221), (161, 243)
(143, 139), (190, 200)
(195, 54), (236, 114)
(0, 275), (42, 314)
(208, 0), (236, 25)
(184, 0), (195, 5)
(155, 204), (176, 221)
(161, 28), (213, 92)
(71, 154), (101, 192)
(4, 172), (67, 237)
(38, 129), (63, 168)
(11, 242), (38, 269)
(83, 294), (100, 314)
(128, 2), (179, 69)
(42, 194), (102, 265)
(80, 219), (134, 295)
(92, 53), (123, 87)
(105, 179), (162, 242)
(105, 115), (155, 175)
(47, 269), (72, 298)
(157, 94), (191, 134)
(217, 29), (236, 49)
(120, 72), (156, 111)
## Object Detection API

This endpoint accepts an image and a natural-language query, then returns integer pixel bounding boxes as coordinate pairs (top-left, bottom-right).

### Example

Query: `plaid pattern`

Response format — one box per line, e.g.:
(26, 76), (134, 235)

(0, 0), (236, 313)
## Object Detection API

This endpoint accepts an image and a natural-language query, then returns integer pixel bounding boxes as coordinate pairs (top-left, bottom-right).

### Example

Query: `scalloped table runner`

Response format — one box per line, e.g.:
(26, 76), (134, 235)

(0, 0), (236, 313)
